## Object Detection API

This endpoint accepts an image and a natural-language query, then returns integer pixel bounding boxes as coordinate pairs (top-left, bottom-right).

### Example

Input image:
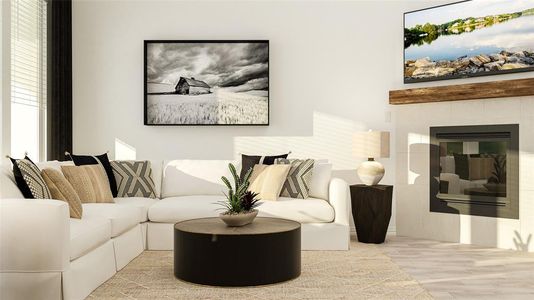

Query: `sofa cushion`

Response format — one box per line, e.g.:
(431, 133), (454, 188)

(468, 157), (494, 180)
(248, 164), (291, 201)
(62, 165), (96, 203)
(309, 163), (332, 200)
(82, 203), (140, 237)
(148, 196), (220, 223)
(62, 165), (114, 203)
(0, 164), (23, 199)
(148, 195), (334, 223)
(240, 153), (289, 178)
(84, 165), (114, 203)
(453, 153), (469, 180)
(35, 160), (62, 173)
(113, 197), (159, 222)
(275, 158), (315, 199)
(10, 157), (52, 199)
(41, 168), (83, 219)
(68, 152), (119, 197)
(69, 215), (111, 260)
(150, 160), (163, 198)
(111, 160), (157, 198)
(439, 156), (455, 174)
(258, 197), (335, 223)
(161, 160), (237, 197)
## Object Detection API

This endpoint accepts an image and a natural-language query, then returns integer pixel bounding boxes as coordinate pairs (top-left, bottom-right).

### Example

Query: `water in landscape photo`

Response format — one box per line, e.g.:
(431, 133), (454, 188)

(404, 0), (534, 82)
(145, 41), (269, 125)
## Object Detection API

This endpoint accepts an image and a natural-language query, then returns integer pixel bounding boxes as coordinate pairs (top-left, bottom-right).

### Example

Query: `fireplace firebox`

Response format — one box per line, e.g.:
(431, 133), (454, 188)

(430, 124), (519, 219)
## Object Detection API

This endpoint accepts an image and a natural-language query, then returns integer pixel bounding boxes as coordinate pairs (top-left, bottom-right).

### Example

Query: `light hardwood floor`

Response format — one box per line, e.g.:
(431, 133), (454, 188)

(379, 235), (534, 299)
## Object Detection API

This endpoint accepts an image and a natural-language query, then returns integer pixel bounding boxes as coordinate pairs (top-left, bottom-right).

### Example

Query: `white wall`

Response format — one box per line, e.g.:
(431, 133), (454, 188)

(73, 0), (534, 243)
(73, 1), (436, 231)
(72, 0), (405, 230)
(72, 0), (397, 160)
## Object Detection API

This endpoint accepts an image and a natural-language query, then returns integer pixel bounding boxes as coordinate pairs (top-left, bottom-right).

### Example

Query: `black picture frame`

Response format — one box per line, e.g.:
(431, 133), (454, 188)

(144, 40), (270, 126)
(404, 0), (534, 84)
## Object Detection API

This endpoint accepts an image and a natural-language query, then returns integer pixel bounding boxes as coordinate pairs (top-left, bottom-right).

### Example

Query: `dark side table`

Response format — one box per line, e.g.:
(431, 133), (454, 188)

(350, 184), (393, 244)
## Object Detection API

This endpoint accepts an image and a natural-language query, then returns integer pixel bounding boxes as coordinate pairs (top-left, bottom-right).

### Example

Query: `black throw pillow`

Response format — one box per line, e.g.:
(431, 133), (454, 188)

(240, 153), (290, 178)
(9, 155), (37, 198)
(453, 153), (469, 180)
(68, 152), (118, 197)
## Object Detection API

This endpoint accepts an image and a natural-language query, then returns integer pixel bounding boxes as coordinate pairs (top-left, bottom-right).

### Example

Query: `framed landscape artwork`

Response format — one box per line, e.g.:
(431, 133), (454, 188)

(404, 0), (534, 83)
(144, 40), (269, 125)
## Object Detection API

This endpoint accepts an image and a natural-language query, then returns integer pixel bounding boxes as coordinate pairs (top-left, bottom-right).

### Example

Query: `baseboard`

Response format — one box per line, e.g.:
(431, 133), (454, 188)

(350, 226), (396, 234)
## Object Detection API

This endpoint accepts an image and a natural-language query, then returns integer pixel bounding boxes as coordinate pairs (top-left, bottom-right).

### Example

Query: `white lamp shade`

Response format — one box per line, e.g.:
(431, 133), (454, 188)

(353, 131), (390, 159)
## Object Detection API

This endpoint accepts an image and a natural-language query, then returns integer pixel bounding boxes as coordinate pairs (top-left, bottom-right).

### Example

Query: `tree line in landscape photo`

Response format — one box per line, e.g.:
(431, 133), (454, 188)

(404, 0), (534, 82)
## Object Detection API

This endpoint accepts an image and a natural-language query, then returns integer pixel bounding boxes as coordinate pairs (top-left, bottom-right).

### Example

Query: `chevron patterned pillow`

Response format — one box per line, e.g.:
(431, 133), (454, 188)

(111, 160), (156, 198)
(275, 158), (315, 199)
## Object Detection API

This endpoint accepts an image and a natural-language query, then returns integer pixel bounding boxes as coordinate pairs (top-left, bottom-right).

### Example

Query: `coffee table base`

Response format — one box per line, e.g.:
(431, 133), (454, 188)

(174, 220), (301, 287)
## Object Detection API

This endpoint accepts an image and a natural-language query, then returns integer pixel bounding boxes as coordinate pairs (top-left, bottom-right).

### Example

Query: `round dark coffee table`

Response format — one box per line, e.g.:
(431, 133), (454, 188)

(174, 217), (301, 286)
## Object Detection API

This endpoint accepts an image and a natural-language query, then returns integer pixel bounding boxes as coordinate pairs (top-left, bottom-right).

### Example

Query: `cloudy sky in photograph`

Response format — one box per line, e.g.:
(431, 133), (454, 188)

(406, 0), (534, 28)
(146, 42), (268, 92)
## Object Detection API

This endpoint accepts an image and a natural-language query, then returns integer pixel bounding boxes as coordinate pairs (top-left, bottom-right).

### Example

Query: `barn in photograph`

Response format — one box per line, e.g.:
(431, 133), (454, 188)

(175, 77), (211, 95)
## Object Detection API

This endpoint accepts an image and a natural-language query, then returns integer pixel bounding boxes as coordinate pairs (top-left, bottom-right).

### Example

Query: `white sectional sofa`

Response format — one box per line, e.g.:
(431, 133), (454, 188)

(0, 159), (351, 300)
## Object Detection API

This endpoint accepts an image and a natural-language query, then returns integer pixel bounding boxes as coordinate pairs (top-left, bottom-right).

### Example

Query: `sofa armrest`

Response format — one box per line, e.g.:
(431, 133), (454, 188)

(328, 178), (351, 226)
(440, 172), (460, 194)
(0, 199), (70, 272)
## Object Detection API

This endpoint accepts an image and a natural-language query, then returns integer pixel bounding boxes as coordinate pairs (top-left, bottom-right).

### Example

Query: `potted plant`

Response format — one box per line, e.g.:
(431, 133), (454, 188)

(218, 163), (261, 227)
(484, 154), (507, 194)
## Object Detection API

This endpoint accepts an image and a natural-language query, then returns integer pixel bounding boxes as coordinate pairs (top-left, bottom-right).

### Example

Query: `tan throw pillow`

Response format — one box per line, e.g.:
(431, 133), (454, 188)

(41, 168), (83, 219)
(61, 165), (96, 203)
(84, 165), (114, 203)
(248, 164), (291, 201)
(468, 157), (495, 180)
(249, 164), (268, 185)
(61, 165), (113, 203)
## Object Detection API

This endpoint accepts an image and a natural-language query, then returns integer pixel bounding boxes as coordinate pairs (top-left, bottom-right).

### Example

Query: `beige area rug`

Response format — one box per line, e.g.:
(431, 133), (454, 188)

(89, 240), (432, 300)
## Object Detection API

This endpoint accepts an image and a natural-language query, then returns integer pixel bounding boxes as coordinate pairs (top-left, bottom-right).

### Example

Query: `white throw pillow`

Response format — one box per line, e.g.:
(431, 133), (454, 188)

(35, 160), (63, 173)
(440, 156), (455, 174)
(308, 163), (332, 200)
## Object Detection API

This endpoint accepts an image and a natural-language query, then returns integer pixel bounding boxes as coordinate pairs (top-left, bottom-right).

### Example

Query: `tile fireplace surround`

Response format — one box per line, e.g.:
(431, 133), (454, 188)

(394, 96), (534, 252)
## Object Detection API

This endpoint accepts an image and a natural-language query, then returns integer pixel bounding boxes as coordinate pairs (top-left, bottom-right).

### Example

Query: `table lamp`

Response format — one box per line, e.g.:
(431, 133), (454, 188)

(352, 131), (390, 185)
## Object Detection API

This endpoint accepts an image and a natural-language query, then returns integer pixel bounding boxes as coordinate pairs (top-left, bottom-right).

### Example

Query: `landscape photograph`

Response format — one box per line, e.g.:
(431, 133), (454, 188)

(145, 41), (269, 125)
(404, 0), (534, 82)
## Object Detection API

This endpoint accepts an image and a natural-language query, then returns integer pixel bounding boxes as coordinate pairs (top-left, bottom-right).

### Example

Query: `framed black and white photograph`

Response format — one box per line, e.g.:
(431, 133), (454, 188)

(144, 40), (269, 125)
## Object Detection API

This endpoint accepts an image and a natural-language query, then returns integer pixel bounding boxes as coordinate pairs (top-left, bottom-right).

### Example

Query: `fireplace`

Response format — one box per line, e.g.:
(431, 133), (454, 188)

(430, 124), (519, 219)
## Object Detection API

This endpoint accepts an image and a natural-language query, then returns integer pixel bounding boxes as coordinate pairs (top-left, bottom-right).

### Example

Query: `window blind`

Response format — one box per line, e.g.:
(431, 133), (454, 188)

(10, 0), (47, 159)
(11, 0), (46, 108)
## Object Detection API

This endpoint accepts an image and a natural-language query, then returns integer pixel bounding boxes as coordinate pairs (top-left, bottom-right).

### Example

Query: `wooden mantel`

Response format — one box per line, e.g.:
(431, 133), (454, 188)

(389, 77), (534, 105)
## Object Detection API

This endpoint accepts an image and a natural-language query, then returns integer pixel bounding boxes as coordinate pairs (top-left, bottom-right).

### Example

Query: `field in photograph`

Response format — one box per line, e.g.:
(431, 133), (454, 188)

(146, 90), (268, 125)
